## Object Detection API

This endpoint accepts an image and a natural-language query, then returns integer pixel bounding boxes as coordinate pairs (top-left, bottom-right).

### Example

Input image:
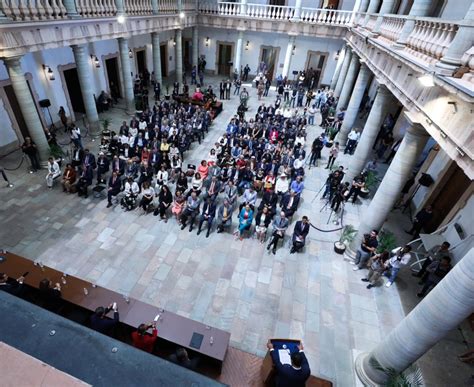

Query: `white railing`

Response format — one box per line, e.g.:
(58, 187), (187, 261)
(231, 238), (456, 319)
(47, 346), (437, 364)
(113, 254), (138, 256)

(405, 18), (458, 64)
(198, 1), (219, 14)
(158, 0), (177, 13)
(76, 0), (117, 17)
(353, 12), (366, 26)
(1, 0), (67, 21)
(365, 14), (377, 31)
(246, 3), (293, 19)
(378, 14), (407, 42)
(124, 0), (153, 15)
(301, 8), (352, 25)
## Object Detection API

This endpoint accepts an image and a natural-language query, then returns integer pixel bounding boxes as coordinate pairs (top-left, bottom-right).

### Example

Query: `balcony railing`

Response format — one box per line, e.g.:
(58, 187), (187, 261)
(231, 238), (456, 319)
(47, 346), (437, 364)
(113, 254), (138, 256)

(1, 0), (68, 21)
(301, 8), (352, 25)
(365, 14), (377, 31)
(405, 18), (458, 64)
(378, 14), (407, 43)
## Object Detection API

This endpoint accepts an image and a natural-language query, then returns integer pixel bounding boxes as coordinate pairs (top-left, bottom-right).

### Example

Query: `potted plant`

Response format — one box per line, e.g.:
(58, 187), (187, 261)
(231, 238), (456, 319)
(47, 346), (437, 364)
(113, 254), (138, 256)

(101, 119), (111, 136)
(49, 144), (64, 166)
(334, 224), (357, 254)
(325, 126), (339, 147)
(369, 356), (423, 386)
(360, 170), (377, 199)
(376, 229), (397, 253)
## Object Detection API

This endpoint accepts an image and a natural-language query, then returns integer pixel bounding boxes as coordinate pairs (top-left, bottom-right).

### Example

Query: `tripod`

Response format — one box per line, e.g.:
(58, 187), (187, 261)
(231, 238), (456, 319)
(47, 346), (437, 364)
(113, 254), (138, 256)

(312, 182), (327, 203)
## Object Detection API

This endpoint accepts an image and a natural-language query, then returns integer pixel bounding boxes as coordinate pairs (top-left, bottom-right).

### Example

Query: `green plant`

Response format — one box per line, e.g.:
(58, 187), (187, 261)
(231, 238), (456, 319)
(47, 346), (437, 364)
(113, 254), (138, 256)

(364, 170), (378, 191)
(339, 225), (357, 245)
(377, 229), (397, 253)
(327, 126), (339, 141)
(49, 144), (64, 159)
(101, 119), (110, 132)
(369, 357), (424, 387)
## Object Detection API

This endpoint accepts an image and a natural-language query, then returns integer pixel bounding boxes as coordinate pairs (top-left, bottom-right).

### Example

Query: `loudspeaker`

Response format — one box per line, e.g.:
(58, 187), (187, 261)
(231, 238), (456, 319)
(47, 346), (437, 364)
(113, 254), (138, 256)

(418, 173), (434, 187)
(292, 70), (299, 75)
(39, 99), (51, 108)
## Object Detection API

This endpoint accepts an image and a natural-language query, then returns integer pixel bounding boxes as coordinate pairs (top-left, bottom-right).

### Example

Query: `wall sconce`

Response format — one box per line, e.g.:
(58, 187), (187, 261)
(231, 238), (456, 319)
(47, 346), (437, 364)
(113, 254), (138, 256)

(172, 38), (176, 46)
(245, 41), (249, 50)
(292, 45), (296, 55)
(128, 49), (133, 58)
(91, 55), (100, 68)
(205, 37), (210, 47)
(455, 147), (465, 157)
(179, 11), (185, 19)
(418, 73), (435, 87)
(439, 130), (447, 139)
(334, 50), (340, 60)
(42, 64), (55, 81)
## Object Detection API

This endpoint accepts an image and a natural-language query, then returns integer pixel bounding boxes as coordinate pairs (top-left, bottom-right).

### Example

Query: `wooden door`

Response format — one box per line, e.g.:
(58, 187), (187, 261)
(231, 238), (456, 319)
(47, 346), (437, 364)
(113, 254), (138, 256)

(218, 44), (232, 76)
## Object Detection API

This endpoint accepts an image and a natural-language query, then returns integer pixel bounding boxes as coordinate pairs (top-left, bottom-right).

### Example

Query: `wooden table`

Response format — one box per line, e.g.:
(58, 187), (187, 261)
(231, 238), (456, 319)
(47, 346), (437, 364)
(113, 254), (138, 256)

(0, 251), (230, 371)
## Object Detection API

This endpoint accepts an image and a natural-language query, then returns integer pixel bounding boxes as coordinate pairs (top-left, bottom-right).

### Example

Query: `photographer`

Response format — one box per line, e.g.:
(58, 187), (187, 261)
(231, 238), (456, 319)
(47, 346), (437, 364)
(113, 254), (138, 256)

(346, 172), (365, 204)
(384, 245), (413, 288)
(321, 170), (342, 202)
(331, 182), (349, 213)
(352, 230), (378, 271)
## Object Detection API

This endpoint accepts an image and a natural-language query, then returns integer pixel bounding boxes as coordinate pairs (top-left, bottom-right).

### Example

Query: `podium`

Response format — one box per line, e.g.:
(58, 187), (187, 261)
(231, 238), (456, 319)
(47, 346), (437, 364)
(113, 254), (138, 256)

(261, 338), (301, 386)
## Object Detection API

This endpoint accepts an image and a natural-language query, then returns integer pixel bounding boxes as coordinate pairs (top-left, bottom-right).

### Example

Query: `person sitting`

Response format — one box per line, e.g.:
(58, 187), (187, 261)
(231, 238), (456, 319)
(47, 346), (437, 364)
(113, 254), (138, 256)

(197, 197), (217, 238)
(172, 190), (186, 222)
(240, 186), (257, 211)
(180, 192), (201, 231)
(216, 199), (233, 233)
(61, 163), (76, 193)
(290, 175), (305, 196)
(45, 157), (61, 189)
(38, 278), (62, 312)
(235, 203), (253, 240)
(131, 321), (158, 353)
(280, 190), (300, 218)
(155, 164), (169, 192)
(203, 175), (221, 201)
(168, 347), (200, 371)
(90, 303), (119, 336)
(255, 206), (272, 243)
(0, 272), (25, 296)
(290, 216), (310, 254)
(76, 165), (93, 198)
(96, 151), (110, 183)
(197, 160), (209, 180)
(267, 211), (289, 255)
(106, 171), (122, 208)
(266, 340), (310, 387)
(258, 188), (279, 218)
(121, 177), (140, 211)
(139, 181), (155, 212)
(154, 184), (172, 221)
(275, 173), (289, 196)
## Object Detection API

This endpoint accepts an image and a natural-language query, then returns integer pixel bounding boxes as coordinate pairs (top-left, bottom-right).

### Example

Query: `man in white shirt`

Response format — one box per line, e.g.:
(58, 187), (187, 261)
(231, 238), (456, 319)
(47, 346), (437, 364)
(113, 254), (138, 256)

(46, 157), (61, 188)
(385, 245), (413, 287)
(344, 128), (360, 155)
(70, 123), (82, 149)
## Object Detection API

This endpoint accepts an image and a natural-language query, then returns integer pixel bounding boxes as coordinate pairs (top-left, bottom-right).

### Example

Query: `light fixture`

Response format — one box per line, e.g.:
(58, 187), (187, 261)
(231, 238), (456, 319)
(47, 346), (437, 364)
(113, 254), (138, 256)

(334, 50), (340, 60)
(418, 73), (435, 87)
(455, 147), (465, 157)
(205, 37), (210, 47)
(42, 64), (55, 81)
(292, 45), (296, 55)
(245, 41), (249, 50)
(179, 11), (185, 18)
(171, 38), (176, 46)
(91, 55), (100, 68)
(117, 15), (125, 24)
(439, 130), (447, 139)
(128, 49), (133, 58)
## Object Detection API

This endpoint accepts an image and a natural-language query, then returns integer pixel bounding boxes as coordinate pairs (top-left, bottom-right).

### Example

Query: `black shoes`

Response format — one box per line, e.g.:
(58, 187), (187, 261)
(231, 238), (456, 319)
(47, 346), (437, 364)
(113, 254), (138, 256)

(367, 284), (374, 289)
(361, 278), (369, 282)
(106, 202), (112, 208)
(197, 229), (201, 235)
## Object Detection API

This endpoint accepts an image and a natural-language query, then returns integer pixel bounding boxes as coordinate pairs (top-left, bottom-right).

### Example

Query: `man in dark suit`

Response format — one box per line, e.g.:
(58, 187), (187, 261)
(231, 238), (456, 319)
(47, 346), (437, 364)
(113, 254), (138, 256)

(0, 273), (25, 296)
(197, 197), (217, 238)
(258, 189), (279, 217)
(168, 347), (199, 371)
(90, 303), (119, 335)
(267, 340), (310, 387)
(280, 191), (300, 218)
(219, 80), (225, 100)
(107, 171), (122, 208)
(76, 165), (93, 198)
(111, 155), (125, 176)
(291, 216), (310, 254)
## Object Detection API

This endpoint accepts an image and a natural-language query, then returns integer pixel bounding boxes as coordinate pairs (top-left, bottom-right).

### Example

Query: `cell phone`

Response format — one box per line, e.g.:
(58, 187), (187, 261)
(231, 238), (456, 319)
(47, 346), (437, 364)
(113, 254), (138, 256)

(154, 314), (160, 322)
(22, 271), (29, 277)
(112, 302), (117, 310)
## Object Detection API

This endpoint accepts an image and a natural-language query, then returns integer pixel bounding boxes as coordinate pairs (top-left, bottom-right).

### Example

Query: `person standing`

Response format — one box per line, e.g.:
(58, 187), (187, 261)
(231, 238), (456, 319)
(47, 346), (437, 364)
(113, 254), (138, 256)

(266, 340), (310, 387)
(325, 141), (339, 169)
(0, 167), (13, 188)
(234, 78), (241, 95)
(21, 137), (41, 172)
(361, 251), (389, 289)
(69, 123), (83, 149)
(417, 256), (452, 297)
(243, 64), (250, 81)
(225, 79), (232, 99)
(219, 80), (225, 100)
(58, 106), (68, 132)
(384, 245), (412, 287)
(344, 128), (360, 155)
(412, 241), (452, 280)
(405, 205), (434, 238)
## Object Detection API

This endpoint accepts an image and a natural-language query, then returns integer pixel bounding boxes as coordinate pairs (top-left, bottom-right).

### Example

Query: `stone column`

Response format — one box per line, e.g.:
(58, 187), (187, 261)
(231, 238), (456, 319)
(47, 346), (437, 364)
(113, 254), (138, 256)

(118, 37), (135, 114)
(395, 0), (434, 48)
(234, 30), (244, 76)
(175, 29), (183, 83)
(372, 0), (397, 35)
(356, 247), (474, 385)
(4, 56), (50, 163)
(152, 32), (163, 86)
(336, 53), (359, 110)
(344, 85), (394, 183)
(347, 114), (429, 256)
(240, 0), (247, 15)
(358, 0), (370, 12)
(71, 45), (100, 133)
(293, 0), (302, 20)
(151, 0), (158, 15)
(330, 46), (347, 91)
(337, 63), (372, 147)
(363, 0), (381, 26)
(115, 0), (125, 16)
(282, 35), (296, 79)
(192, 26), (199, 69)
(334, 47), (352, 97)
(435, 2), (474, 75)
(63, 0), (80, 18)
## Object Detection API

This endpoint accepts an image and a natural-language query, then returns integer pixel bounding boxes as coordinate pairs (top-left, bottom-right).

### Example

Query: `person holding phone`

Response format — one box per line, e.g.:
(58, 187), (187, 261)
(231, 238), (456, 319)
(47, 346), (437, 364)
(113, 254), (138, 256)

(90, 303), (119, 335)
(131, 322), (158, 353)
(0, 272), (26, 296)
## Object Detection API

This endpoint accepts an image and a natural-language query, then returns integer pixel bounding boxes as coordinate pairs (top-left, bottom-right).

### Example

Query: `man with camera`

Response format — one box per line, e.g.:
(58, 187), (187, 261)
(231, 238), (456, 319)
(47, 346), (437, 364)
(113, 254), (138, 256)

(352, 230), (378, 271)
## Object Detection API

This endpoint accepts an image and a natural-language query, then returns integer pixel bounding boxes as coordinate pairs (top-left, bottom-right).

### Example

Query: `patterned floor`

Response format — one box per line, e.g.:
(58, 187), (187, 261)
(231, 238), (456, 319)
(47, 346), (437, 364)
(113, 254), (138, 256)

(0, 76), (410, 385)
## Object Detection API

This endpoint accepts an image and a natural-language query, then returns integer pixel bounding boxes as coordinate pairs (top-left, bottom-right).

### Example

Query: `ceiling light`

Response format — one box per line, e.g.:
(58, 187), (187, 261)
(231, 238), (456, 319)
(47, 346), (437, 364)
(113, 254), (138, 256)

(418, 74), (435, 87)
(179, 11), (185, 18)
(117, 15), (125, 24)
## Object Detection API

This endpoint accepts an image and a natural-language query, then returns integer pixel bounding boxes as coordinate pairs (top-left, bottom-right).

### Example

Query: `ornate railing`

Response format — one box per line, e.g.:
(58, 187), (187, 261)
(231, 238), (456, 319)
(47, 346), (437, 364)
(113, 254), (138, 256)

(301, 8), (352, 25)
(0, 0), (67, 21)
(124, 0), (153, 16)
(378, 14), (407, 42)
(365, 14), (377, 31)
(405, 18), (458, 64)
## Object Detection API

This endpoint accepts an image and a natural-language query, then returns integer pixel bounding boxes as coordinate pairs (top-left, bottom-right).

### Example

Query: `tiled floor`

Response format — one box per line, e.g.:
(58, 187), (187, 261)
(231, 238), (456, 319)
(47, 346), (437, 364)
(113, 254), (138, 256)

(0, 76), (470, 386)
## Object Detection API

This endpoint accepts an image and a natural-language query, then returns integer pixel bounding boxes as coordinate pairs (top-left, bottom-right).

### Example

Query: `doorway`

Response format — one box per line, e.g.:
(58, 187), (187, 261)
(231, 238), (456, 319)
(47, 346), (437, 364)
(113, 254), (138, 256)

(320, 0), (339, 8)
(160, 44), (168, 77)
(269, 0), (285, 4)
(424, 164), (471, 233)
(183, 39), (192, 72)
(105, 57), (121, 98)
(259, 46), (280, 81)
(305, 51), (328, 89)
(63, 68), (86, 114)
(217, 43), (233, 76)
(4, 84), (30, 139)
(136, 49), (146, 76)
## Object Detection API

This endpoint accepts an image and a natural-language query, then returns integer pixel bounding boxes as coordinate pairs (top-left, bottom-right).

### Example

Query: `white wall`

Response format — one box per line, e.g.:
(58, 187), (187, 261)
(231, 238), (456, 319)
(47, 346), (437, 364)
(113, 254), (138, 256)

(0, 97), (17, 151)
(440, 0), (471, 20)
(198, 27), (344, 85)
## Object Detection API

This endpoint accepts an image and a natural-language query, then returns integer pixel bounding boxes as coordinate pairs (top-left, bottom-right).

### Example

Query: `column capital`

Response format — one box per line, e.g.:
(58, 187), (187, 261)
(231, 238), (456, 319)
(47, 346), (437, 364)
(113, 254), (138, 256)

(2, 55), (23, 67)
(70, 44), (86, 53)
(403, 110), (429, 136)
